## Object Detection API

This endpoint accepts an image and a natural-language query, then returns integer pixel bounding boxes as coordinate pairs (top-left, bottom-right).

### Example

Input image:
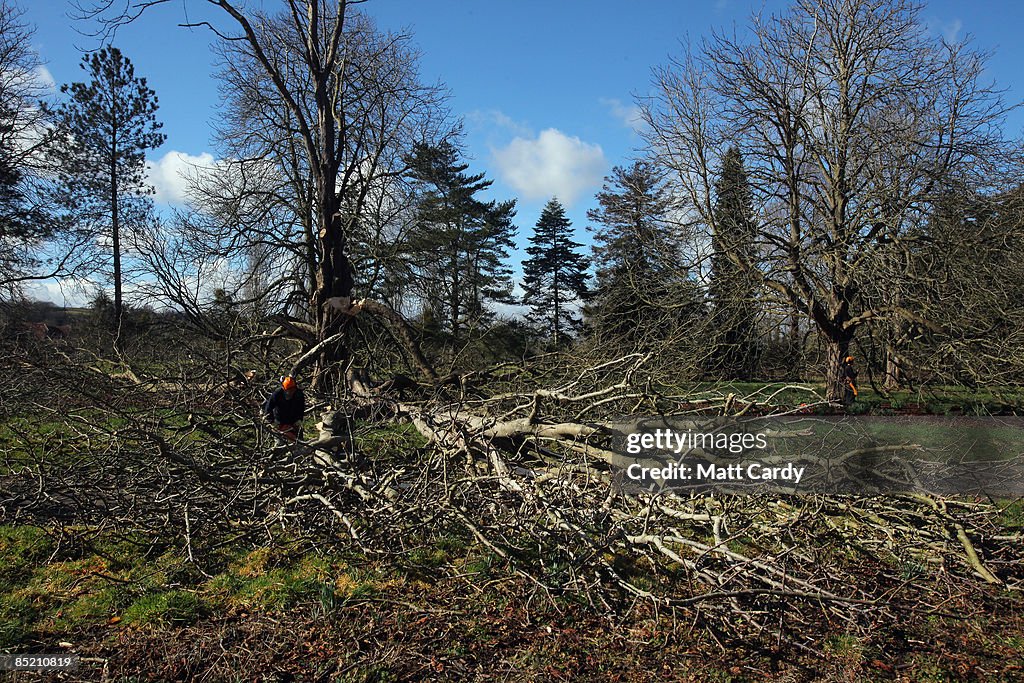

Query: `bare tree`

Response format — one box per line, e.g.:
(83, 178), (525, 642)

(89, 0), (450, 388)
(93, 1), (452, 385)
(642, 0), (1021, 400)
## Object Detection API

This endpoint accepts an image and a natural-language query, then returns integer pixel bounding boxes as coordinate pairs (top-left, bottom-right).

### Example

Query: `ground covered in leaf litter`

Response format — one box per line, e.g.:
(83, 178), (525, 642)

(4, 533), (1023, 682)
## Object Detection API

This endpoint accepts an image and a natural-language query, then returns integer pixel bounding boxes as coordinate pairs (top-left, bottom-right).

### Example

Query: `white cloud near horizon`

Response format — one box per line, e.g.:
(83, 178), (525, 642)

(22, 279), (86, 307)
(146, 150), (217, 205)
(491, 128), (606, 206)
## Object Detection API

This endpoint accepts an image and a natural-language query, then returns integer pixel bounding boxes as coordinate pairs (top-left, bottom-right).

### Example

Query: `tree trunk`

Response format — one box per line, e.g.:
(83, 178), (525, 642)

(450, 249), (460, 341)
(884, 346), (901, 391)
(825, 335), (853, 403)
(111, 142), (122, 351)
(311, 202), (354, 393)
(789, 305), (801, 375)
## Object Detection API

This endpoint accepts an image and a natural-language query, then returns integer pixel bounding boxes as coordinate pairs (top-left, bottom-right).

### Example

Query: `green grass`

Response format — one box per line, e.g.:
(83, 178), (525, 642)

(0, 525), (395, 647)
(355, 420), (429, 460)
(123, 590), (203, 626)
(997, 500), (1024, 530)
(0, 522), (1021, 678)
(673, 381), (1024, 415)
(203, 547), (384, 612)
(847, 384), (1024, 415)
(0, 417), (81, 469)
(0, 592), (36, 648)
(50, 587), (123, 631)
(767, 417), (1024, 463)
(0, 525), (54, 589)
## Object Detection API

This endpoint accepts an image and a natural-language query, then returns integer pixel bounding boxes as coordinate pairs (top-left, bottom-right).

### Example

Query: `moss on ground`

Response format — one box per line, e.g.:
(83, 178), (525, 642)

(0, 522), (1021, 680)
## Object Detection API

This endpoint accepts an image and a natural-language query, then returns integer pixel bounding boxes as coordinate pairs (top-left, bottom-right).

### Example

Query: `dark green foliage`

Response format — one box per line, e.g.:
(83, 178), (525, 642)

(404, 141), (517, 342)
(0, 145), (44, 241)
(521, 198), (589, 345)
(0, 151), (47, 282)
(48, 46), (165, 321)
(0, 1), (53, 287)
(709, 147), (760, 379)
(585, 162), (693, 346)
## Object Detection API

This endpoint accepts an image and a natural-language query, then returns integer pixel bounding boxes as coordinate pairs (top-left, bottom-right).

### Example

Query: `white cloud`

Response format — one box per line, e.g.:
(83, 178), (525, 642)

(22, 276), (98, 307)
(922, 17), (963, 43)
(465, 109), (532, 137)
(146, 150), (217, 205)
(491, 128), (606, 206)
(942, 18), (963, 43)
(599, 97), (645, 132)
(33, 65), (55, 92)
(491, 300), (529, 320)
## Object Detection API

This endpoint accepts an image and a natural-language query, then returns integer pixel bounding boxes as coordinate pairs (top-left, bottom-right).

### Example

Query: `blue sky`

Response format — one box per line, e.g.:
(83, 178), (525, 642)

(19, 0), (1024, 304)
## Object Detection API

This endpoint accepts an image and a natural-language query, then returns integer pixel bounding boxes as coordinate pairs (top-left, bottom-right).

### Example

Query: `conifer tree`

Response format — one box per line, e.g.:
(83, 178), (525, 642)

(586, 162), (680, 344)
(50, 46), (165, 326)
(0, 0), (53, 288)
(521, 198), (589, 345)
(405, 141), (516, 341)
(0, 151), (37, 281)
(709, 146), (759, 378)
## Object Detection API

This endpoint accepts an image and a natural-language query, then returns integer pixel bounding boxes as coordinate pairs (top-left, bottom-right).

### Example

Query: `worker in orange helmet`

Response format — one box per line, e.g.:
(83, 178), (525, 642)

(263, 375), (306, 442)
(840, 355), (858, 406)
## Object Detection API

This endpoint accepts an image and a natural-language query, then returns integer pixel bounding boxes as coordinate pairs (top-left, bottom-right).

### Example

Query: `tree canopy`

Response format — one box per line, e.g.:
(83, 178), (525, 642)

(49, 46), (165, 324)
(405, 141), (517, 342)
(521, 197), (589, 345)
(642, 0), (1022, 398)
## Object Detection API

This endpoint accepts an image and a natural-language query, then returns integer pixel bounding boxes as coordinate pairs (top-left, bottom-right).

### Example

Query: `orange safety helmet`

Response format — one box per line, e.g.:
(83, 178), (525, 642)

(844, 356), (855, 363)
(282, 376), (297, 391)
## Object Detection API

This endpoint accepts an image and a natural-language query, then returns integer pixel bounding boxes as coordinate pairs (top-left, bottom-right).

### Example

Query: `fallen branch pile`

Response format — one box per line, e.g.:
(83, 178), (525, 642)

(1, 343), (1021, 651)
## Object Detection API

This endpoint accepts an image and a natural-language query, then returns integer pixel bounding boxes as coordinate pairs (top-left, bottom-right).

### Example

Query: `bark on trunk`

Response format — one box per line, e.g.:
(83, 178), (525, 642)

(825, 335), (853, 403)
(789, 308), (801, 364)
(310, 206), (354, 393)
(111, 139), (122, 352)
(884, 343), (902, 391)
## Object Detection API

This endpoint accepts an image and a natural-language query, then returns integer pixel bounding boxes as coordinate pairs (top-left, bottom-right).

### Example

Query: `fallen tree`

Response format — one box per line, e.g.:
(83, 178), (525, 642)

(3, 334), (1021, 655)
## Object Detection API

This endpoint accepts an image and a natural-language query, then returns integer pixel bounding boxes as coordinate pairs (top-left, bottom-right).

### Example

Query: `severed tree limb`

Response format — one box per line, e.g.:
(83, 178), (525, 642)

(326, 296), (438, 382)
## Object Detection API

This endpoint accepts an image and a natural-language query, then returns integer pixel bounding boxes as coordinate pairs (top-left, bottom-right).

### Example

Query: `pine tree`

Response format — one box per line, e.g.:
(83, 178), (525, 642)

(586, 161), (682, 344)
(50, 47), (165, 326)
(0, 152), (41, 279)
(405, 141), (516, 341)
(521, 198), (589, 345)
(709, 146), (759, 379)
(0, 0), (52, 286)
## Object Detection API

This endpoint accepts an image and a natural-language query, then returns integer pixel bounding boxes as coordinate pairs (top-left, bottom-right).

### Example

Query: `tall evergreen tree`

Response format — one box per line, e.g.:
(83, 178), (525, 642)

(50, 47), (165, 326)
(405, 141), (516, 341)
(521, 198), (589, 345)
(0, 149), (38, 281)
(0, 0), (53, 289)
(586, 161), (682, 344)
(709, 146), (760, 379)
